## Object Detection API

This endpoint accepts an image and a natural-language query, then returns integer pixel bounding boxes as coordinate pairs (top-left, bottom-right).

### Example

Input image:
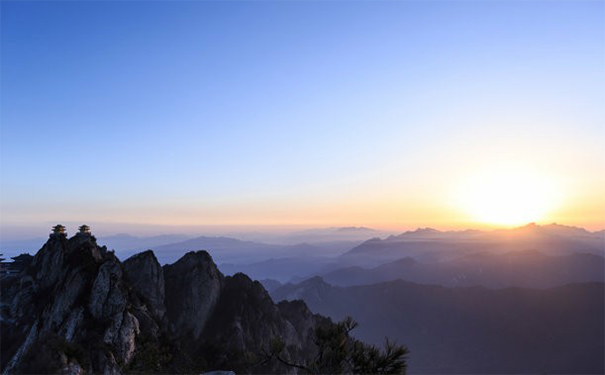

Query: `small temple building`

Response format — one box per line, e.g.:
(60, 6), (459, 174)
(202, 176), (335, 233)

(51, 224), (67, 237)
(49, 224), (94, 239)
(78, 225), (91, 235)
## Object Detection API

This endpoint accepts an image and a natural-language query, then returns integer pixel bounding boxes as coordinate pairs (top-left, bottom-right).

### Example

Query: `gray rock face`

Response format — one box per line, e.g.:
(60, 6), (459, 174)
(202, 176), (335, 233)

(60, 307), (84, 342)
(202, 273), (325, 373)
(123, 250), (165, 320)
(41, 268), (87, 333)
(89, 260), (127, 320)
(163, 251), (223, 340)
(1, 235), (144, 374)
(1, 237), (337, 374)
(207, 273), (302, 350)
(108, 311), (140, 364)
(2, 319), (39, 374)
(30, 236), (67, 290)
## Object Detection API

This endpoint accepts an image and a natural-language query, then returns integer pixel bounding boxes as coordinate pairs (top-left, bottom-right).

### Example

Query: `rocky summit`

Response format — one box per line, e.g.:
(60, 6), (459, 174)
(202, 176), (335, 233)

(0, 232), (331, 374)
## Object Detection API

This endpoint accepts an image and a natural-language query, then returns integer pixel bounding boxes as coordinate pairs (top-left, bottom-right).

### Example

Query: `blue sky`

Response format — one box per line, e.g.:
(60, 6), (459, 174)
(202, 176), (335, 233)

(1, 1), (604, 236)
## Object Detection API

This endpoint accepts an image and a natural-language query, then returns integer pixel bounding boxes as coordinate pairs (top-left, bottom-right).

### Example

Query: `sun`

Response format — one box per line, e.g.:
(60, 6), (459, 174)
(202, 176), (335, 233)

(454, 167), (562, 227)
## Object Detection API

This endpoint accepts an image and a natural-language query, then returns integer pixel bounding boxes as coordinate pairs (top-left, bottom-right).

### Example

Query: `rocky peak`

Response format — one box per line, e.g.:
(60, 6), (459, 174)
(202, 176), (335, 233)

(200, 273), (321, 373)
(29, 235), (69, 290)
(29, 227), (108, 291)
(2, 238), (340, 374)
(163, 251), (223, 341)
(2, 230), (142, 374)
(123, 250), (166, 320)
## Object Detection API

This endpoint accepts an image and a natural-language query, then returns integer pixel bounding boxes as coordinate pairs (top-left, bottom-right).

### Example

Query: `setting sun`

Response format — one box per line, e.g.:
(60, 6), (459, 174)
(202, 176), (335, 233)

(455, 167), (563, 226)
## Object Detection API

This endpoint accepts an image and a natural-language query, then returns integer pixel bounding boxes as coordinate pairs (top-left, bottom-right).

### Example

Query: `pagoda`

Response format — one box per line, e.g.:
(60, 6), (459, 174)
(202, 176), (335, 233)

(51, 224), (67, 238)
(78, 225), (91, 235)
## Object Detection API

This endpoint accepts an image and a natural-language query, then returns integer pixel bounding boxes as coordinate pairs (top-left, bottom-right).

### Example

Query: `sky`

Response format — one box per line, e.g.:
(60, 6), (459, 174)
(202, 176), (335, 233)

(1, 0), (604, 239)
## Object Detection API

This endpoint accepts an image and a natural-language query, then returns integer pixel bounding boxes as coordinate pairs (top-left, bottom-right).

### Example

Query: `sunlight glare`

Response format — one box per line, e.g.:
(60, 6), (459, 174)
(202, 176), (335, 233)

(455, 167), (562, 227)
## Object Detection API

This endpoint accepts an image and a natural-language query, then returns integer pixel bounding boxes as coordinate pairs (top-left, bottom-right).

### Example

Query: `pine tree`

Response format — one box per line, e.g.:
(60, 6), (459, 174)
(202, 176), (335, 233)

(268, 316), (409, 374)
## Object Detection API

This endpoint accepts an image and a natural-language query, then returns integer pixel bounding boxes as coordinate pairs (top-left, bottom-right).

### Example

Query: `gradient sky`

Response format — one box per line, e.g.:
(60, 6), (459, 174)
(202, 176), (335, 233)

(1, 0), (604, 237)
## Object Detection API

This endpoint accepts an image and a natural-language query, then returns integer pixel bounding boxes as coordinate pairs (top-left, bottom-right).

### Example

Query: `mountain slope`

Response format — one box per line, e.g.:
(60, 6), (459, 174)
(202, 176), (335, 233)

(271, 277), (605, 374)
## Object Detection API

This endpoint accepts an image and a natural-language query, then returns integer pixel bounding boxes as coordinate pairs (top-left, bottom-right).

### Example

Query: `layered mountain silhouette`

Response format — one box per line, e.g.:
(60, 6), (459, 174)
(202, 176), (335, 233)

(271, 277), (605, 374)
(341, 223), (605, 266)
(321, 250), (604, 288)
(98, 234), (192, 255)
(3, 222), (603, 374)
(140, 236), (321, 265)
(0, 233), (339, 374)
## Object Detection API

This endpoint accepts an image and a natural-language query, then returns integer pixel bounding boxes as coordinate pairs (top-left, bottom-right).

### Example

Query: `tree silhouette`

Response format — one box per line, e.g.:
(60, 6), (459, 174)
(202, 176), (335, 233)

(267, 316), (409, 374)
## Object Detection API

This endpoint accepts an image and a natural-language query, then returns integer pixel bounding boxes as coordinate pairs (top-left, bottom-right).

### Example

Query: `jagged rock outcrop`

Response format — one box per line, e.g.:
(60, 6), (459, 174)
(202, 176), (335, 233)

(1, 232), (334, 374)
(164, 251), (223, 341)
(29, 234), (67, 290)
(123, 251), (165, 320)
(1, 233), (143, 374)
(201, 273), (326, 373)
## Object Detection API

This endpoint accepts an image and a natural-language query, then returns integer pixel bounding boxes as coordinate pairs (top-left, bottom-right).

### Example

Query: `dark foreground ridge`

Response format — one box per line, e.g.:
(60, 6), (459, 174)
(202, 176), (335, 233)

(1, 227), (405, 374)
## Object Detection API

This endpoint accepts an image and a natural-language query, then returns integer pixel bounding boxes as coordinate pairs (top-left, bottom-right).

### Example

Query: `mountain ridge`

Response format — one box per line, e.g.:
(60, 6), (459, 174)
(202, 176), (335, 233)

(342, 223), (605, 266)
(321, 250), (604, 288)
(0, 233), (341, 374)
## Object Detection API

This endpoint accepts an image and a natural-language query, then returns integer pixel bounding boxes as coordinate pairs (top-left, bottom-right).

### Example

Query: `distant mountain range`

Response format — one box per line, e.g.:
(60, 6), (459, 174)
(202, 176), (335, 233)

(279, 226), (388, 244)
(4, 223), (603, 285)
(271, 277), (605, 374)
(103, 229), (374, 278)
(155, 223), (605, 283)
(219, 256), (335, 283)
(149, 236), (322, 265)
(341, 223), (605, 266)
(321, 250), (604, 288)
